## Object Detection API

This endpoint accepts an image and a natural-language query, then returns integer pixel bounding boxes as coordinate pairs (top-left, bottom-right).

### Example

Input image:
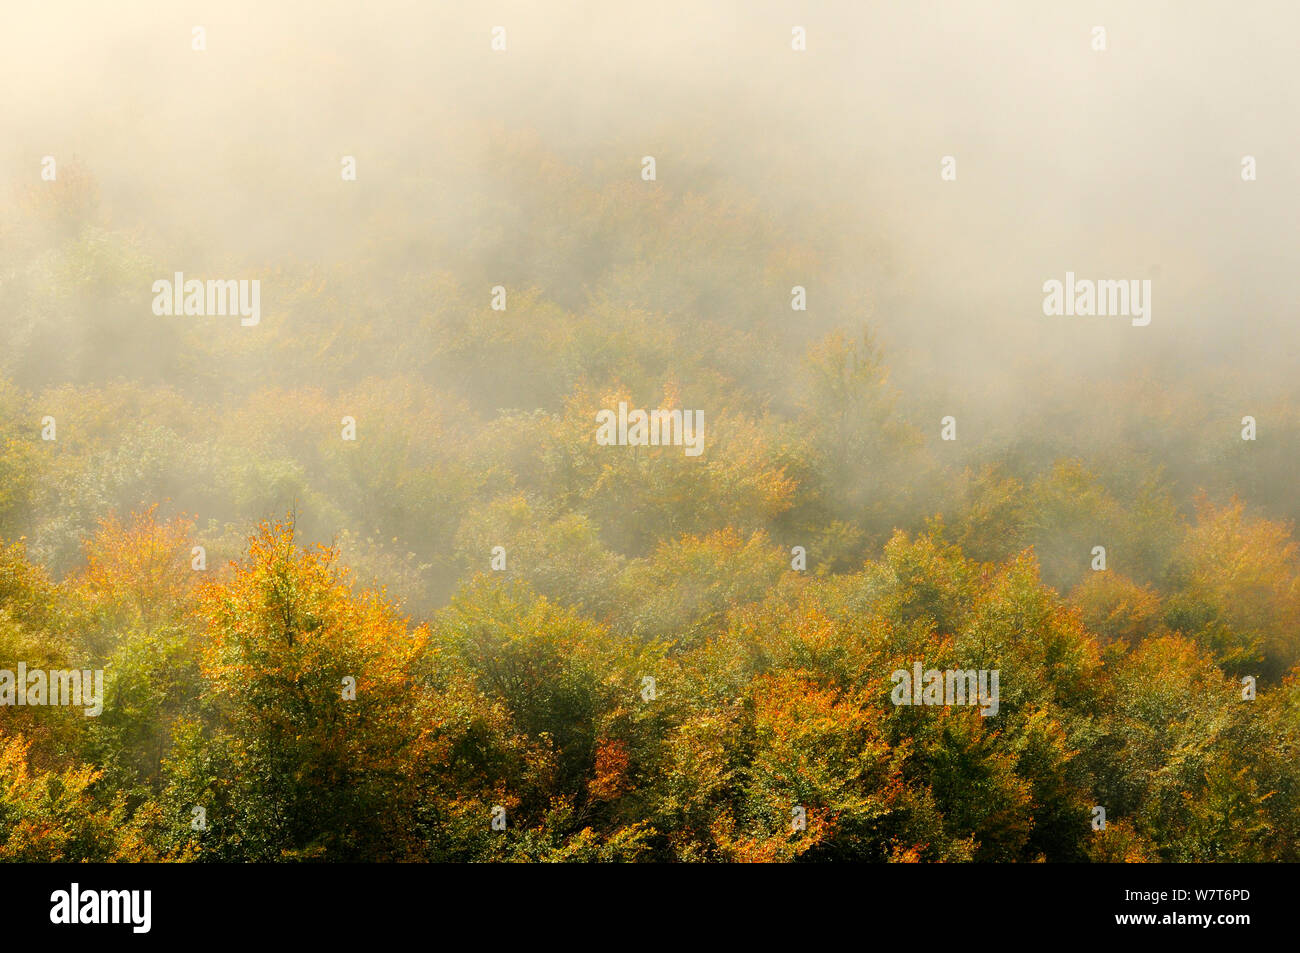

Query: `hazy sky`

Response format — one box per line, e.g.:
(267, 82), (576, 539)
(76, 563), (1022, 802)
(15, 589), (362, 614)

(4, 1), (1298, 415)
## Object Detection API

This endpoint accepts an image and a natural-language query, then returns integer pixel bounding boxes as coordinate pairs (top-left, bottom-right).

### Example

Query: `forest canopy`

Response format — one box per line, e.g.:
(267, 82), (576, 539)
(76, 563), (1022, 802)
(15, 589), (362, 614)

(2, 0), (1298, 863)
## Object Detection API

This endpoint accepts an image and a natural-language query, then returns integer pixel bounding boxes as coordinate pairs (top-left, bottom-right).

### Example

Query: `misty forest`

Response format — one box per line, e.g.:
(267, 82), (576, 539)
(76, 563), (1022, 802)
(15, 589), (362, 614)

(1, 2), (1298, 862)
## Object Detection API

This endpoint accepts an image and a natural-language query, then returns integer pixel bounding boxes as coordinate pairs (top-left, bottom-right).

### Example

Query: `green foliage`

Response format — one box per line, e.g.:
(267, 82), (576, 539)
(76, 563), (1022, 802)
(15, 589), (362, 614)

(1, 148), (1297, 862)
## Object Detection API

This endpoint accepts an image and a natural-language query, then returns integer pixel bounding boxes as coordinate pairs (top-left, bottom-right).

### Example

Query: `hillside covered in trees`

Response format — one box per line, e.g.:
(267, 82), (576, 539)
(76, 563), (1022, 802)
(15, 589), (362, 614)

(2, 147), (1298, 861)
(2, 2), (1298, 863)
